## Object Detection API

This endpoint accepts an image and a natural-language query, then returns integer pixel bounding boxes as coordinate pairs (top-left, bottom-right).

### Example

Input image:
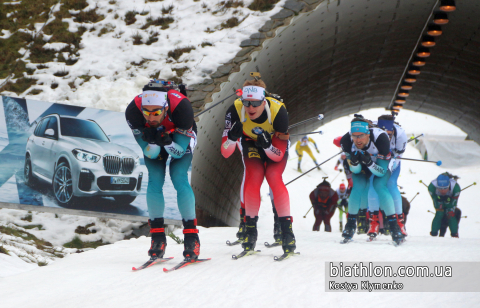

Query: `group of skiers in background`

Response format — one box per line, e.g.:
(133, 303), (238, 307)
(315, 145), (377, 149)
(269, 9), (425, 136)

(126, 76), (465, 263)
(305, 116), (463, 243)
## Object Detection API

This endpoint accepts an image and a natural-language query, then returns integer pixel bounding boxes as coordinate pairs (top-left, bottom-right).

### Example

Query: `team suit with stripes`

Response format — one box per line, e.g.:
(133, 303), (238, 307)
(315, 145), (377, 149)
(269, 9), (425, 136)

(221, 97), (290, 217)
(125, 90), (197, 221)
(221, 95), (296, 253)
(428, 178), (461, 237)
(125, 86), (200, 260)
(339, 122), (405, 242)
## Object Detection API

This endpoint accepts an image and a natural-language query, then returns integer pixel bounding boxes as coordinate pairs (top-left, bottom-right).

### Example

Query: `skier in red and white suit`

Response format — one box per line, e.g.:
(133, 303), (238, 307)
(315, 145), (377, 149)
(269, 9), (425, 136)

(221, 79), (296, 255)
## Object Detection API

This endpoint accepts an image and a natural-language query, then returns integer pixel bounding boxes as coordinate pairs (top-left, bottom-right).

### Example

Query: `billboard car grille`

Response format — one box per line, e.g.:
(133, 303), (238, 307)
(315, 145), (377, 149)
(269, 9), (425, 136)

(103, 155), (135, 174)
(121, 157), (135, 174)
(103, 155), (121, 174)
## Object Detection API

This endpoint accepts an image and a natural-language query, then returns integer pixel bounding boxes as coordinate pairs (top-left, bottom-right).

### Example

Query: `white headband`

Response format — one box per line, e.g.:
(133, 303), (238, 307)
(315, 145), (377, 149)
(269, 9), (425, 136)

(242, 86), (265, 101)
(142, 90), (168, 107)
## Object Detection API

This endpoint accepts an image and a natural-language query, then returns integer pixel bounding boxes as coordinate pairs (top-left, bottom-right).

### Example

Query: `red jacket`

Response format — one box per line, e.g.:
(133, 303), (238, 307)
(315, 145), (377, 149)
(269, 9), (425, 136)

(309, 187), (339, 214)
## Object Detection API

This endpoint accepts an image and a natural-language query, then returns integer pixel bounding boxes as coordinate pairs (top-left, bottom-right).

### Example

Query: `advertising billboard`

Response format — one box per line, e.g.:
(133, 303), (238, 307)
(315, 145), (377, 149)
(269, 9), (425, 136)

(0, 95), (182, 222)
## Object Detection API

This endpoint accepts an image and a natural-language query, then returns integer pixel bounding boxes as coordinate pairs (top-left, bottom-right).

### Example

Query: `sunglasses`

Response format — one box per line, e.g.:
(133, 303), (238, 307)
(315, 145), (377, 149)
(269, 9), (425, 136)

(142, 108), (164, 117)
(241, 99), (263, 107)
(352, 133), (368, 139)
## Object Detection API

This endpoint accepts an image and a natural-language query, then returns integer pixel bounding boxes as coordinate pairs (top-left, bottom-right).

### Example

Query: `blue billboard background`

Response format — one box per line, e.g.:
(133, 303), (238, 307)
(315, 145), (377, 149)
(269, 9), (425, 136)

(0, 95), (182, 220)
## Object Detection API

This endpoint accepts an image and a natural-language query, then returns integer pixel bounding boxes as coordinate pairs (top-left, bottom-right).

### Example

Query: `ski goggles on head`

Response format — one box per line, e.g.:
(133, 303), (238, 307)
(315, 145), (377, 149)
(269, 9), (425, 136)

(241, 99), (264, 107)
(141, 107), (165, 117)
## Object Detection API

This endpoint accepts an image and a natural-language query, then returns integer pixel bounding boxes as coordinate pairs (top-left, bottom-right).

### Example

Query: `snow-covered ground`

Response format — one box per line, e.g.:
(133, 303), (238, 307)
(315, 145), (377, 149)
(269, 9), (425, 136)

(2, 1), (480, 306)
(1, 108), (479, 307)
(1, 0), (288, 110)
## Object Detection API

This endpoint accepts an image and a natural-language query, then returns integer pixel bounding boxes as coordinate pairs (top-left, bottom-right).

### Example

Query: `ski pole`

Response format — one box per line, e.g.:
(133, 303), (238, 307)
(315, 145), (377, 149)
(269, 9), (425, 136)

(408, 134), (424, 143)
(419, 180), (428, 188)
(286, 151), (342, 186)
(303, 206), (313, 218)
(289, 114), (324, 129)
(409, 192), (420, 204)
(290, 131), (324, 137)
(195, 89), (242, 117)
(397, 157), (442, 166)
(461, 182), (477, 192)
(330, 170), (342, 184)
(427, 210), (435, 214)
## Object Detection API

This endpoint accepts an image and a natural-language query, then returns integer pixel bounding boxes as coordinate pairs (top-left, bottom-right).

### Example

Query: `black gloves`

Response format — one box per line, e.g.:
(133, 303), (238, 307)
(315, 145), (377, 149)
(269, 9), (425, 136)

(179, 84), (187, 96)
(141, 127), (157, 144)
(142, 127), (172, 146)
(255, 130), (272, 149)
(359, 151), (373, 167)
(228, 121), (243, 141)
(155, 128), (173, 146)
(349, 151), (360, 166)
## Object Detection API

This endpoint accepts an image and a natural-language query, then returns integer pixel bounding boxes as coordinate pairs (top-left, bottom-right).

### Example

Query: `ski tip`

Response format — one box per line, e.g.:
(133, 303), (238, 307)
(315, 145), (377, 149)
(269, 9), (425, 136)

(132, 267), (137, 271)
(163, 268), (169, 272)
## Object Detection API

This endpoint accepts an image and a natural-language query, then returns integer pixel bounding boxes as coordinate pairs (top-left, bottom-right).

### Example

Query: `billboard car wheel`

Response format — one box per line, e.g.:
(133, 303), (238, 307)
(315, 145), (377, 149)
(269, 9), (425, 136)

(113, 195), (137, 205)
(53, 162), (77, 205)
(24, 156), (36, 187)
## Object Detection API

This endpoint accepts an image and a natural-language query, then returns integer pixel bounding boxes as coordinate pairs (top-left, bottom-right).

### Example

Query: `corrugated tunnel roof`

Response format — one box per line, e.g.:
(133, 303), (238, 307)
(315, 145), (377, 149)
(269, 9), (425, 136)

(193, 0), (480, 226)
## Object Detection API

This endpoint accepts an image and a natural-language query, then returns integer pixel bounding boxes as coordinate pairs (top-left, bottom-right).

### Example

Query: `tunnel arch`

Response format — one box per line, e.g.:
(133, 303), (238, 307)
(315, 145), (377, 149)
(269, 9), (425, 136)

(192, 0), (480, 226)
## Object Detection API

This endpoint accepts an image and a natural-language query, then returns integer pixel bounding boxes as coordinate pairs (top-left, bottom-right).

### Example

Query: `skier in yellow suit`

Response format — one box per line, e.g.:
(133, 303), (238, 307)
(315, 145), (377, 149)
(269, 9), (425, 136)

(295, 136), (320, 172)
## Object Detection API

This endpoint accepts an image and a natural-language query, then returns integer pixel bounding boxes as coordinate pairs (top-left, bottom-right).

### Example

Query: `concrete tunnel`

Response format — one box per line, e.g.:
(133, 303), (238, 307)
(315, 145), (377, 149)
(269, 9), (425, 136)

(191, 0), (480, 227)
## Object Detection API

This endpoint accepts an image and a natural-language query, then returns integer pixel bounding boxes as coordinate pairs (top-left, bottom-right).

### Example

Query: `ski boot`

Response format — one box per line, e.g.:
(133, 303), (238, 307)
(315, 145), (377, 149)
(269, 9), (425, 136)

(367, 211), (379, 238)
(342, 214), (357, 241)
(325, 224), (332, 232)
(397, 213), (408, 237)
(339, 221), (343, 232)
(379, 211), (390, 235)
(148, 218), (167, 259)
(387, 215), (405, 244)
(273, 220), (283, 244)
(439, 227), (446, 237)
(451, 233), (459, 238)
(236, 208), (246, 241)
(242, 216), (258, 251)
(314, 160), (321, 170)
(430, 230), (439, 237)
(357, 209), (367, 234)
(297, 161), (302, 173)
(279, 216), (296, 253)
(183, 219), (200, 261)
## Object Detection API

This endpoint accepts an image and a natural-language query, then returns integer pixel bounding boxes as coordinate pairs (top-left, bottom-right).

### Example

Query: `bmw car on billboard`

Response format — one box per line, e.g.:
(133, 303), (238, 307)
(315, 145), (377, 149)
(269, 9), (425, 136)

(0, 95), (183, 220)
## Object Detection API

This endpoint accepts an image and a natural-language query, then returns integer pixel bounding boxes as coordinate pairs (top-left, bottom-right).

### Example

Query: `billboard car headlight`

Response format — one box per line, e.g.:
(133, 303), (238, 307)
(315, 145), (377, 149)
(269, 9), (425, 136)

(72, 149), (101, 163)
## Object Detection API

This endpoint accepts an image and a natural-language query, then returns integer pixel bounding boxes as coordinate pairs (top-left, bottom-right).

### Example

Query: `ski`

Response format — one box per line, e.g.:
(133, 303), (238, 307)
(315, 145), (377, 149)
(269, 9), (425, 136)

(391, 238), (406, 247)
(163, 258), (211, 273)
(340, 238), (353, 244)
(226, 239), (242, 246)
(232, 250), (261, 260)
(264, 241), (281, 248)
(132, 257), (174, 271)
(274, 252), (300, 261)
(366, 236), (377, 242)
